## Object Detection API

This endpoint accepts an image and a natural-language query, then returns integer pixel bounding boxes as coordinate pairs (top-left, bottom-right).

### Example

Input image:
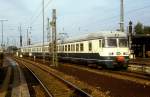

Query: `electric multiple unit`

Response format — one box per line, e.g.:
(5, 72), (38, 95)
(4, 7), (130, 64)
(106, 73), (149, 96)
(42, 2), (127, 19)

(21, 31), (130, 69)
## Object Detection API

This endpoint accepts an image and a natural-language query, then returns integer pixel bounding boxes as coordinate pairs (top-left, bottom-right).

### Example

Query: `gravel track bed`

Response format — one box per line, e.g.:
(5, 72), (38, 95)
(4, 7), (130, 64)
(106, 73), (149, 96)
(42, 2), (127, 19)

(17, 57), (150, 97)
(19, 61), (48, 97)
(17, 59), (72, 97)
(16, 57), (109, 97)
(52, 64), (150, 97)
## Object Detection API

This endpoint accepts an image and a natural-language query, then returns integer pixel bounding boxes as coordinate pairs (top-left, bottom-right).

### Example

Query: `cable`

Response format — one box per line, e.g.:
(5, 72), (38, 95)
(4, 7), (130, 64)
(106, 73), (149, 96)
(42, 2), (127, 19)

(81, 4), (150, 31)
(30, 0), (53, 26)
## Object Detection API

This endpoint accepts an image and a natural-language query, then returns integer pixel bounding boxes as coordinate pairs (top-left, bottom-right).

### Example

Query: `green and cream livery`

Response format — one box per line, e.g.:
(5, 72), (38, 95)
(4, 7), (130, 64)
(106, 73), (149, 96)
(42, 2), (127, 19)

(21, 31), (130, 69)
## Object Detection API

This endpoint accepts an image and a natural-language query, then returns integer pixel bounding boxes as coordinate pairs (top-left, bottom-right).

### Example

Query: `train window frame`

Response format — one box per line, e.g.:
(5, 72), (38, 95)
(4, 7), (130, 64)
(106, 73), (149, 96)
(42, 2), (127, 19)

(102, 39), (105, 47)
(76, 44), (79, 51)
(107, 38), (117, 47)
(88, 42), (92, 51)
(65, 45), (67, 51)
(62, 45), (64, 51)
(71, 44), (73, 51)
(60, 45), (63, 52)
(73, 44), (75, 51)
(119, 38), (128, 47)
(80, 43), (84, 51)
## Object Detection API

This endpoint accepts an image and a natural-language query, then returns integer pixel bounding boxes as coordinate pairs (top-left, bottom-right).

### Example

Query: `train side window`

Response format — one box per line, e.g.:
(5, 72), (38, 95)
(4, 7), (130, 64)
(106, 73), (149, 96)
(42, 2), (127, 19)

(76, 44), (79, 51)
(57, 46), (59, 51)
(73, 44), (75, 51)
(102, 39), (105, 47)
(88, 42), (92, 51)
(99, 40), (102, 48)
(80, 43), (84, 51)
(68, 45), (70, 51)
(70, 45), (72, 51)
(62, 45), (64, 51)
(62, 46), (64, 51)
(59, 46), (61, 51)
(71, 44), (73, 51)
(65, 45), (67, 51)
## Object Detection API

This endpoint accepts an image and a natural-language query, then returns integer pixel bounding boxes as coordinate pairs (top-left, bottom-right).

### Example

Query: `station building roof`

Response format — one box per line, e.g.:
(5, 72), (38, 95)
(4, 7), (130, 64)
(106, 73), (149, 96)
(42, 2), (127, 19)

(132, 34), (150, 45)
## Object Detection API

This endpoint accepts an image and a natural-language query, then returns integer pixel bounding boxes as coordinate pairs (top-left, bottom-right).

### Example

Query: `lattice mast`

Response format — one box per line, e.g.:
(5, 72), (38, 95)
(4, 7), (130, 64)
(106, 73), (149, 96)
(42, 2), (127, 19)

(120, 0), (124, 32)
(51, 9), (58, 66)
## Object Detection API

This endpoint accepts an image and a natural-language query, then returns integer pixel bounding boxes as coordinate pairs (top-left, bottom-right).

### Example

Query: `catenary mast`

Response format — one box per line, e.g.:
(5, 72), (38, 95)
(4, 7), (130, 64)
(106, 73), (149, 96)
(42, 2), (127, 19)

(120, 0), (124, 32)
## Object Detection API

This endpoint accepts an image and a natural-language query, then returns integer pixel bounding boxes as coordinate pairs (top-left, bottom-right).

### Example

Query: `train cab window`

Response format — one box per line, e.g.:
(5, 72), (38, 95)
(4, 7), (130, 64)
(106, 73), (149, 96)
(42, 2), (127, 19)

(99, 40), (102, 48)
(65, 45), (67, 51)
(88, 42), (92, 51)
(80, 43), (84, 51)
(107, 38), (117, 47)
(68, 45), (70, 51)
(119, 38), (128, 47)
(76, 44), (79, 51)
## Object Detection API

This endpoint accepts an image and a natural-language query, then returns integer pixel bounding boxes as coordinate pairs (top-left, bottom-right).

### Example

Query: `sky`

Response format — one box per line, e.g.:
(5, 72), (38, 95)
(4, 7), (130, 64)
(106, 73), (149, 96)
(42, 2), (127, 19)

(0, 0), (150, 46)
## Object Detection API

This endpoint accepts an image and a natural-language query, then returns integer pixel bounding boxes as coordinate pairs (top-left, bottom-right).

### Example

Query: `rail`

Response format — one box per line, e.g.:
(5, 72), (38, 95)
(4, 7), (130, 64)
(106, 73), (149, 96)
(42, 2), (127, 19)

(15, 57), (92, 97)
(16, 59), (54, 97)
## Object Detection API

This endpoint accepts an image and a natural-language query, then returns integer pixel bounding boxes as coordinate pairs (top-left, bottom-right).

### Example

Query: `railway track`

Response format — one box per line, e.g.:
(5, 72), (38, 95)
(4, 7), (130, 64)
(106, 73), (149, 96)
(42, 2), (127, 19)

(27, 57), (150, 82)
(14, 57), (92, 97)
(128, 58), (150, 74)
(0, 57), (55, 97)
(20, 57), (150, 97)
(19, 60), (53, 97)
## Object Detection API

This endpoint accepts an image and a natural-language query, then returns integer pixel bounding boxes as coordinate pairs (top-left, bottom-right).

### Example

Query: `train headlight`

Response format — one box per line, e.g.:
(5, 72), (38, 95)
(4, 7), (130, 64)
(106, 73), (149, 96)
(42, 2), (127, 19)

(123, 52), (128, 55)
(109, 52), (114, 55)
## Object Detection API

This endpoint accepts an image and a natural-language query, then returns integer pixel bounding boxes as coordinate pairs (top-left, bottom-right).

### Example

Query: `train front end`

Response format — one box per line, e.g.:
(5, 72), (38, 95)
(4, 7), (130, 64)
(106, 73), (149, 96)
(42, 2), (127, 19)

(100, 36), (130, 69)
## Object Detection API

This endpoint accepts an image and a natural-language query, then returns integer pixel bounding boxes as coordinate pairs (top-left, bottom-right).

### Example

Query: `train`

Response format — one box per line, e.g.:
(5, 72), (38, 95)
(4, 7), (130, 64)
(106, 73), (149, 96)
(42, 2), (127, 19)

(20, 31), (130, 69)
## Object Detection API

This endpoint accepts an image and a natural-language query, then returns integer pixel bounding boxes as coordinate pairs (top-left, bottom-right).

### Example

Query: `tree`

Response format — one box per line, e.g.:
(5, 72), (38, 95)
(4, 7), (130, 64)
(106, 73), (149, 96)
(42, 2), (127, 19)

(143, 26), (150, 34)
(134, 22), (143, 34)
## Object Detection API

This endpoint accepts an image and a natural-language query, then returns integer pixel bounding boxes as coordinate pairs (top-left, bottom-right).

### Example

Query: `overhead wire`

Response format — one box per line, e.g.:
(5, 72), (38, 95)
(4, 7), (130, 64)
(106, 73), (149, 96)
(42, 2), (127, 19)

(30, 0), (53, 26)
(22, 1), (42, 26)
(82, 4), (150, 31)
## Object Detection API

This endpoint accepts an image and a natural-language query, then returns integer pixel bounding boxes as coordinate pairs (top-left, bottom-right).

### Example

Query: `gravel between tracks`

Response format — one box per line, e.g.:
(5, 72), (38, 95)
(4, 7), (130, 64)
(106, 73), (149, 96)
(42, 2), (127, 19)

(16, 57), (150, 97)
(16, 58), (110, 97)
(18, 60), (73, 97)
(52, 64), (150, 97)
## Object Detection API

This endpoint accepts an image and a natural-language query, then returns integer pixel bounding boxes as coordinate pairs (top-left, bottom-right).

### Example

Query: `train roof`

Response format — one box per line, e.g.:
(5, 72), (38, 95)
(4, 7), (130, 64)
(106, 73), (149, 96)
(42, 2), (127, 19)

(65, 31), (127, 43)
(22, 31), (127, 48)
(22, 42), (49, 48)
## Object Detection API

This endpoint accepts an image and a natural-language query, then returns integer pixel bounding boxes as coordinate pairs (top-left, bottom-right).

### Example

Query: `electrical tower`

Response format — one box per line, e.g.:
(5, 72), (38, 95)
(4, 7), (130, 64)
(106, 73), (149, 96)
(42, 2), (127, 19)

(47, 18), (51, 42)
(19, 25), (22, 47)
(26, 28), (29, 45)
(29, 27), (32, 45)
(0, 19), (8, 50)
(120, 0), (124, 32)
(50, 9), (58, 66)
(42, 0), (45, 63)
